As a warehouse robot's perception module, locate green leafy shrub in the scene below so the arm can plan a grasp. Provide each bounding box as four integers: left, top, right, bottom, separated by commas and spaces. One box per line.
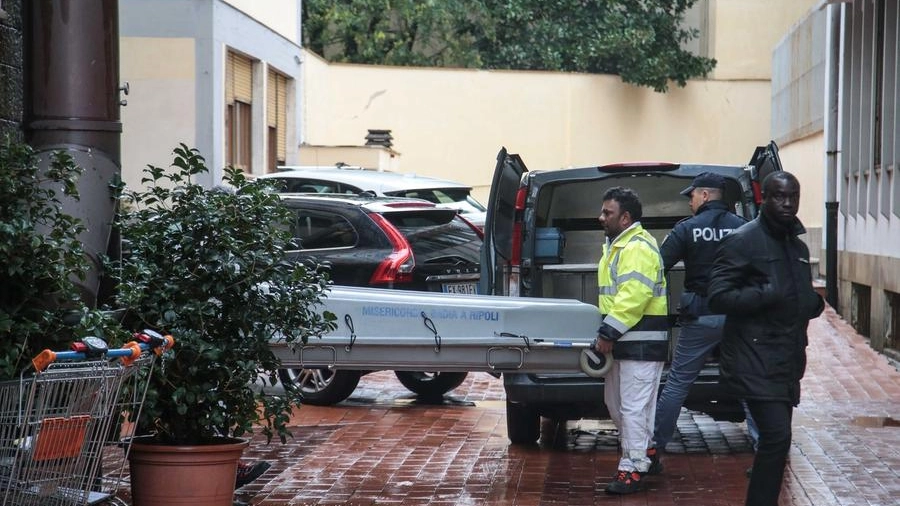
110, 144, 335, 444
0, 137, 123, 380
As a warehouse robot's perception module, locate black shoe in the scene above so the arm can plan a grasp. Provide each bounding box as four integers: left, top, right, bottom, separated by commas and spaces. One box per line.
646, 447, 663, 475
605, 470, 644, 494
235, 461, 271, 488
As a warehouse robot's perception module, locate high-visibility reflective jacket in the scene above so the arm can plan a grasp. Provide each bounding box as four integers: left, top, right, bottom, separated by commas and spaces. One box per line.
597, 222, 669, 361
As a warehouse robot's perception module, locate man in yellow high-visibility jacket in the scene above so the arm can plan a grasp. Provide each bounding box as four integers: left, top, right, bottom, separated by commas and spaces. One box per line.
593, 187, 669, 495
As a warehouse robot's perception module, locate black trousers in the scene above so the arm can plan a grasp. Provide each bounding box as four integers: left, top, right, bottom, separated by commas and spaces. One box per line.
744, 399, 793, 506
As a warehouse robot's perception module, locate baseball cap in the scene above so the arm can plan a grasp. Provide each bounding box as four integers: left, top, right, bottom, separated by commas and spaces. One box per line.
680, 172, 727, 196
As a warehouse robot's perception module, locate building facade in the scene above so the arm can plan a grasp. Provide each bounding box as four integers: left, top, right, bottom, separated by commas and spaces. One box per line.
119, 0, 303, 189
773, 0, 900, 358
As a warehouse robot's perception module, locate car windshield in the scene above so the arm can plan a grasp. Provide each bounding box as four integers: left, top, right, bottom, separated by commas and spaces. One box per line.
382, 210, 482, 263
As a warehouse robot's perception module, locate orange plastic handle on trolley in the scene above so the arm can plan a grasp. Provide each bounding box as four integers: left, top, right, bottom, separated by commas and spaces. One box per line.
117, 341, 144, 366
32, 349, 57, 372
31, 334, 175, 372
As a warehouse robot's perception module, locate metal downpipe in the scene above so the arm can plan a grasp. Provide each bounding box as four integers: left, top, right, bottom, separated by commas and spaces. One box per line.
24, 0, 123, 306
824, 2, 842, 310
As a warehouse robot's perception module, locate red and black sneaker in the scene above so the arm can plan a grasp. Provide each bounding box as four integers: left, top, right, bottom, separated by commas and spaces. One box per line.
605, 469, 644, 494
646, 447, 663, 475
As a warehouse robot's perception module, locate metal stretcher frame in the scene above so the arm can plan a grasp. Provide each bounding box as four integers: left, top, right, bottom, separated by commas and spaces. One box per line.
270, 286, 612, 377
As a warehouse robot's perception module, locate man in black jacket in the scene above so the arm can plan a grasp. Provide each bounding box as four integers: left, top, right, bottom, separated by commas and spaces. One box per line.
708, 171, 824, 506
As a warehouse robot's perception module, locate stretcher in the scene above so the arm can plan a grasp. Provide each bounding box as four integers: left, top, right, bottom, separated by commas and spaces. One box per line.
270, 286, 612, 377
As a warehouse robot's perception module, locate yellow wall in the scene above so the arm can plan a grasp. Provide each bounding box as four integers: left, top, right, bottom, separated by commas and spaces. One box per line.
120, 37, 196, 191
297, 145, 400, 171
709, 0, 820, 80
302, 52, 772, 204
301, 0, 825, 209
223, 0, 298, 42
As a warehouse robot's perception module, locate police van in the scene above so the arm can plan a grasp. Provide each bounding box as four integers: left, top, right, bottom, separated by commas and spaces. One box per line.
481, 143, 782, 443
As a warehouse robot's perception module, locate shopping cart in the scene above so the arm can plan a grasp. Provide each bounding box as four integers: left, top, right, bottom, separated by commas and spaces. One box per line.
0, 331, 174, 506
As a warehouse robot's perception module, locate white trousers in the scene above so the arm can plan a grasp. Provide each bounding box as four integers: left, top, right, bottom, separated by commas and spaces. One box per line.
604, 359, 664, 473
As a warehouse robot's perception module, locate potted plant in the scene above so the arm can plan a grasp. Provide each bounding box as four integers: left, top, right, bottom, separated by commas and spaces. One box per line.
110, 145, 334, 506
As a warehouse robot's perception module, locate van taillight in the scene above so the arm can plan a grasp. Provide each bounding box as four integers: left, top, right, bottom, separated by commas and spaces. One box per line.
509, 187, 527, 267
507, 187, 527, 297
751, 180, 763, 206
510, 222, 523, 266
367, 213, 414, 285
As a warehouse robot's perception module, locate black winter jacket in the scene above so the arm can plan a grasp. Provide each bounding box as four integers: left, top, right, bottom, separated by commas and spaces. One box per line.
707, 213, 824, 405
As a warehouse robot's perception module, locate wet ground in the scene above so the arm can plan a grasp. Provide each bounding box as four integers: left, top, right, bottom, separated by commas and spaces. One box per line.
193, 305, 900, 505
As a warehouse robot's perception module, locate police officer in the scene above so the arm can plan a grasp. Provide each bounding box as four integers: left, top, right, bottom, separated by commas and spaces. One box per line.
647, 172, 752, 473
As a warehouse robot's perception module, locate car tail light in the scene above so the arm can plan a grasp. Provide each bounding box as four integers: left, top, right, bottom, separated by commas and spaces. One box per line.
507, 187, 527, 296
367, 212, 415, 285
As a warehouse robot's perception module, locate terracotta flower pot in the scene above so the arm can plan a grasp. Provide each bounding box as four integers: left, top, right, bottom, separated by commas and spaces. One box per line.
127, 437, 249, 506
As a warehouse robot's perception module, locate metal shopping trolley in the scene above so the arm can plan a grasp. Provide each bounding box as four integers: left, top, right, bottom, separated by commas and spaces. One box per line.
0, 331, 174, 506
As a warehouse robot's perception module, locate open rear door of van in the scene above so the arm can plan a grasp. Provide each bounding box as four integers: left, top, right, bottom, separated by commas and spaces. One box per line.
747, 140, 784, 206
480, 148, 528, 295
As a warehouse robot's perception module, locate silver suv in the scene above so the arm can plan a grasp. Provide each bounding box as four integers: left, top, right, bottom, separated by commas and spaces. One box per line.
481, 143, 782, 444
257, 165, 487, 227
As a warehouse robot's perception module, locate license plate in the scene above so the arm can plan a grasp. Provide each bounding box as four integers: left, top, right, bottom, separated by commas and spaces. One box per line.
442, 282, 478, 294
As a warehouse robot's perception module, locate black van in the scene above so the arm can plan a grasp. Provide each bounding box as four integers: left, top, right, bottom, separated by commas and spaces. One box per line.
481, 143, 782, 444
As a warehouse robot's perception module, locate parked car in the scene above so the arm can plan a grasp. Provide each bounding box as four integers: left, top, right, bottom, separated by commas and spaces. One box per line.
481, 142, 783, 443
278, 193, 484, 404
257, 165, 487, 228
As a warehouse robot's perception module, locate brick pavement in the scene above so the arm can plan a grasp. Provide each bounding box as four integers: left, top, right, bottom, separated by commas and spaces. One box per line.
230, 305, 900, 506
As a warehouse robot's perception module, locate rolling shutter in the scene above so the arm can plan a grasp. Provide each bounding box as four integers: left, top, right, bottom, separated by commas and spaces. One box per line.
267, 69, 288, 163
227, 51, 252, 104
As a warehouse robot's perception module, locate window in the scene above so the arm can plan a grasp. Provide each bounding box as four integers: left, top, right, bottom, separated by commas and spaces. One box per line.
888, 291, 900, 354
291, 211, 357, 250
267, 69, 288, 173
225, 51, 253, 172
274, 178, 342, 193
851, 283, 871, 337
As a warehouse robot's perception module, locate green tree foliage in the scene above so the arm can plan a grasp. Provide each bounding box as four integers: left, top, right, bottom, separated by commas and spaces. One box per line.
303, 0, 489, 67
302, 0, 716, 92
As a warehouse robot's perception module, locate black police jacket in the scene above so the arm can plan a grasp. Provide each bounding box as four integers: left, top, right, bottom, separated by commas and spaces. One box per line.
660, 200, 746, 316
707, 213, 825, 406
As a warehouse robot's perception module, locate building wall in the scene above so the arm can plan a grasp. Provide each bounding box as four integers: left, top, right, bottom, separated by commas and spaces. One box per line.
120, 0, 303, 187
300, 0, 822, 205
771, 1, 900, 354
708, 0, 820, 80
296, 145, 400, 172
0, 0, 23, 141
302, 52, 774, 205
119, 38, 196, 190
222, 0, 299, 43
835, 0, 900, 354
